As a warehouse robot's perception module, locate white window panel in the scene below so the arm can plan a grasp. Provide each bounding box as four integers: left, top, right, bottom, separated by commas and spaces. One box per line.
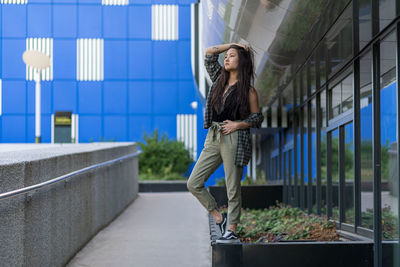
177, 114, 197, 160
1, 0, 27, 4
26, 38, 53, 81
152, 5, 179, 41
77, 38, 104, 81
102, 0, 128, 5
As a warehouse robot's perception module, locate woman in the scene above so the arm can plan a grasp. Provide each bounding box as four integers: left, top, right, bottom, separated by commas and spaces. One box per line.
187, 43, 264, 243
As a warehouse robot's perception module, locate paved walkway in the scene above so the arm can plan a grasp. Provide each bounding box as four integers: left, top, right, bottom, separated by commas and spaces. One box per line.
67, 192, 211, 267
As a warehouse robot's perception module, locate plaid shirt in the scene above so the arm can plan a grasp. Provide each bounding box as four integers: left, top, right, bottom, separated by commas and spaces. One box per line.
204, 54, 264, 167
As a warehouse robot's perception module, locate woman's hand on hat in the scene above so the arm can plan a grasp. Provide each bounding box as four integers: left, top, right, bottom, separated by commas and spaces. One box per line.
221, 120, 238, 135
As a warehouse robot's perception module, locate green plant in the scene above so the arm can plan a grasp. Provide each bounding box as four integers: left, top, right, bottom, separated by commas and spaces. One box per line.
241, 170, 269, 185
223, 202, 339, 243
215, 170, 268, 186
138, 129, 193, 180
215, 177, 226, 186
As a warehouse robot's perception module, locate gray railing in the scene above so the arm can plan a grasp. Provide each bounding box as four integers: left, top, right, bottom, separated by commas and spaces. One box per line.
0, 151, 141, 201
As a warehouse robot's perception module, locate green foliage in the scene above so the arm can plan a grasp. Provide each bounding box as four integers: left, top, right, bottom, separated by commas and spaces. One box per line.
331, 205, 399, 240
223, 202, 338, 243
241, 170, 269, 185
138, 129, 193, 180
321, 135, 391, 182
214, 170, 269, 186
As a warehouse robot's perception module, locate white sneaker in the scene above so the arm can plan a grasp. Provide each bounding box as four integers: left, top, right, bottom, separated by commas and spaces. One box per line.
216, 230, 240, 244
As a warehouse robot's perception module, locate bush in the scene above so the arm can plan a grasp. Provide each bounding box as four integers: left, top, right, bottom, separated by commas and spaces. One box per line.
138, 129, 193, 180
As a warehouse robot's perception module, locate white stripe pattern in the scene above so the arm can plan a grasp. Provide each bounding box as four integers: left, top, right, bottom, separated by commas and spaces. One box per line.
102, 0, 128, 5
152, 5, 179, 41
177, 114, 197, 160
1, 0, 27, 4
77, 38, 104, 81
26, 38, 53, 81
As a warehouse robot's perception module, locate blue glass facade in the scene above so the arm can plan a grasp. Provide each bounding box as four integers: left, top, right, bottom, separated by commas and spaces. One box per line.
0, 0, 198, 147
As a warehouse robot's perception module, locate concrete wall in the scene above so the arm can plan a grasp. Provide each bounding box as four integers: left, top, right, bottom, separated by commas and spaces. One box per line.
0, 143, 139, 267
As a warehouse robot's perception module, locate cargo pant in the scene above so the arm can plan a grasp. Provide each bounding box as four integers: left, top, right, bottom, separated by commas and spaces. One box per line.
187, 121, 243, 225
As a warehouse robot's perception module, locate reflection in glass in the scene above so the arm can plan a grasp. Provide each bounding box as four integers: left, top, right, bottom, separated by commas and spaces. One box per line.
302, 67, 308, 102
320, 90, 327, 215
380, 31, 398, 241
331, 129, 339, 221
296, 115, 301, 207
303, 107, 308, 210
319, 42, 327, 86
379, 0, 396, 31
310, 54, 317, 94
344, 123, 354, 225
330, 83, 341, 119
359, 0, 372, 49
329, 73, 354, 119
311, 98, 317, 214
341, 74, 353, 113
360, 50, 373, 230
326, 5, 352, 76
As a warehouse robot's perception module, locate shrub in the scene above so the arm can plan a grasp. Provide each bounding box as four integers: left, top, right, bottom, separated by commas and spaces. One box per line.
138, 129, 193, 180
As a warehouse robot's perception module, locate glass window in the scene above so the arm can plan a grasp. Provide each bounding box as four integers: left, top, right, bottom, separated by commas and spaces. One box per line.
344, 122, 354, 225
359, 0, 372, 49
311, 98, 317, 213
379, 0, 396, 31
302, 107, 308, 210
380, 31, 398, 241
329, 73, 354, 120
330, 82, 342, 119
310, 54, 317, 94
320, 90, 327, 215
319, 42, 327, 86
302, 67, 308, 102
326, 5, 353, 76
360, 50, 373, 230
295, 75, 301, 107
331, 129, 340, 221
342, 74, 353, 113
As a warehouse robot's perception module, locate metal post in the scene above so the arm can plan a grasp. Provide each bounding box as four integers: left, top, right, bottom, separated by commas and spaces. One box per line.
300, 107, 305, 210
372, 40, 382, 267
353, 0, 362, 229
339, 126, 345, 223
34, 69, 41, 143
316, 93, 322, 215
308, 101, 313, 214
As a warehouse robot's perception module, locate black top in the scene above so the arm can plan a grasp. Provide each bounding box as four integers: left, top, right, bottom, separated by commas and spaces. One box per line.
212, 85, 242, 122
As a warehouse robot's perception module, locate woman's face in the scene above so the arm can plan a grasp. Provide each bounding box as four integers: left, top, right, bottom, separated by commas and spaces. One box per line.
224, 48, 239, 71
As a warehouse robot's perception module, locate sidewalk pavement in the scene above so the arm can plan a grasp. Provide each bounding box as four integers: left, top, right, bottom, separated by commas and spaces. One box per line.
66, 192, 211, 267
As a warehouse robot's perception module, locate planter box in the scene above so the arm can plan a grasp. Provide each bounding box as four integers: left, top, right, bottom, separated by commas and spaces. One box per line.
208, 185, 283, 209
139, 180, 188, 192
209, 214, 395, 267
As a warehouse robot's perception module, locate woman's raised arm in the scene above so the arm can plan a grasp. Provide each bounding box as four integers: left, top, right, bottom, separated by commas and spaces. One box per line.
205, 43, 248, 55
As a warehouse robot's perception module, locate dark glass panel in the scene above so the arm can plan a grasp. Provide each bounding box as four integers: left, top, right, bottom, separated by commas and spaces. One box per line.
359, 0, 372, 49
344, 122, 354, 225
380, 31, 398, 241
359, 50, 373, 230
326, 5, 353, 76
379, 0, 396, 31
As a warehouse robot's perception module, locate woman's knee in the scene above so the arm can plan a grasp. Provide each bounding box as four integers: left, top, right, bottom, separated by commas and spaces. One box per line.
186, 177, 196, 192
187, 176, 203, 192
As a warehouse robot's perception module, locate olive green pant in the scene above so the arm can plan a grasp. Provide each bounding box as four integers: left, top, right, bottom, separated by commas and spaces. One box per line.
187, 121, 243, 225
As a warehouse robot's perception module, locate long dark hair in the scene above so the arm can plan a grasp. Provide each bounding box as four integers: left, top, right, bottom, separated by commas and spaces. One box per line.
210, 44, 255, 119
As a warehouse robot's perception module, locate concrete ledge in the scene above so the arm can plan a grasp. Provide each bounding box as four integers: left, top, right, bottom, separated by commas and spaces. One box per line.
0, 143, 139, 267
139, 180, 188, 192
